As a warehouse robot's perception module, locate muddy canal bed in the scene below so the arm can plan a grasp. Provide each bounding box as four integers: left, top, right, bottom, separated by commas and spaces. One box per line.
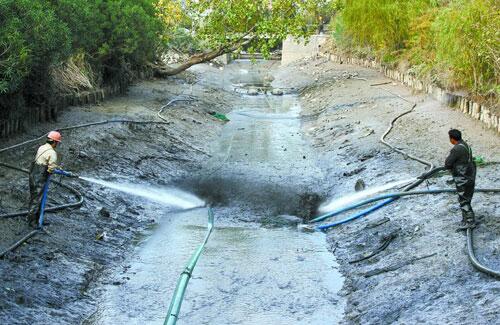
282, 57, 500, 324
89, 66, 345, 324
89, 208, 343, 324
1, 60, 346, 324
2, 56, 498, 325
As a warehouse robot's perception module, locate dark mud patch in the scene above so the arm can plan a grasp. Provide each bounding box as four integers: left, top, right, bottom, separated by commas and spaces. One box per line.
0, 68, 229, 324
173, 175, 324, 220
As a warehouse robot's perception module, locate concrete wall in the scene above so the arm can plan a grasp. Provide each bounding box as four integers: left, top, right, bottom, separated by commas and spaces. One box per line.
281, 35, 329, 65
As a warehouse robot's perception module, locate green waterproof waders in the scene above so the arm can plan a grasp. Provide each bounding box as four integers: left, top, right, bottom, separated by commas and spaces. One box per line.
27, 163, 49, 227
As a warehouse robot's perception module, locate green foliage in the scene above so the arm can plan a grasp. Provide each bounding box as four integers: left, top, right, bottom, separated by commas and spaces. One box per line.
1, 0, 164, 109
433, 0, 499, 94
340, 0, 433, 60
46, 0, 103, 54
159, 0, 332, 58
332, 0, 499, 97
166, 28, 202, 54
0, 0, 71, 95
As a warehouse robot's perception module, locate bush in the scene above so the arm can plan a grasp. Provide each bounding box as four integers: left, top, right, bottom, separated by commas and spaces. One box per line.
0, 0, 165, 111
340, 0, 432, 60
0, 0, 71, 96
96, 0, 162, 71
433, 0, 499, 94
47, 0, 103, 55
331, 0, 499, 97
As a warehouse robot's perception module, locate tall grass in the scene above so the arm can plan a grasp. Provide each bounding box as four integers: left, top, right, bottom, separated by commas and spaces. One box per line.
433, 0, 499, 95
332, 0, 499, 99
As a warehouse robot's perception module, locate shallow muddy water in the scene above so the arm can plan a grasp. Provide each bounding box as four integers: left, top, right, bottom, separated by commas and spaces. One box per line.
91, 208, 343, 324
89, 61, 344, 324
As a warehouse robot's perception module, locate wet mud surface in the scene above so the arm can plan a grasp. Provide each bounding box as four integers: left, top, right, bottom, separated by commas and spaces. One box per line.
89, 63, 345, 324
279, 57, 500, 324
1, 60, 345, 324
0, 67, 235, 323
1, 56, 498, 325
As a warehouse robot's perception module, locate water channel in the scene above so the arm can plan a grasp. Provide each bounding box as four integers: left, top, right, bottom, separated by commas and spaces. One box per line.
90, 61, 345, 324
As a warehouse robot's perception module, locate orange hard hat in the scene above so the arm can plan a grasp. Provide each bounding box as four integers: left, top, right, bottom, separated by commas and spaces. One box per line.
47, 131, 62, 142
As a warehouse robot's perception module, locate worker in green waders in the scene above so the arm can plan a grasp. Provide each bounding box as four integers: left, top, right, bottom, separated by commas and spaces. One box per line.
445, 129, 477, 230
27, 131, 63, 228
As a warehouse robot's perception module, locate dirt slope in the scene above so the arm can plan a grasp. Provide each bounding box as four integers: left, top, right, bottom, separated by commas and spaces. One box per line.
0, 66, 238, 324
276, 57, 499, 324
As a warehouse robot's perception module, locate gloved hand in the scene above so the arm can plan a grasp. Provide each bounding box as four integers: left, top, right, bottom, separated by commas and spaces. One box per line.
417, 166, 447, 180
52, 169, 78, 178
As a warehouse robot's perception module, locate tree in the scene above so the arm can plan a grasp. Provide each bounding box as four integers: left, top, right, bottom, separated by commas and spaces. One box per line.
155, 0, 332, 75
0, 0, 70, 96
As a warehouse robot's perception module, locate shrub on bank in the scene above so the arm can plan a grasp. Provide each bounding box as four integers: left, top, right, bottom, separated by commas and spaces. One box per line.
433, 0, 499, 95
0, 0, 70, 97
330, 0, 499, 100
0, 0, 164, 112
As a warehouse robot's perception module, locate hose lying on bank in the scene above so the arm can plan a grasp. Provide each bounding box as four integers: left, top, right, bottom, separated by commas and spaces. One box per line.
0, 120, 167, 154
467, 228, 500, 278
157, 96, 196, 122
312, 86, 434, 229
0, 162, 83, 219
0, 230, 39, 259
164, 207, 215, 325
0, 94, 201, 257
314, 188, 499, 231
311, 83, 500, 278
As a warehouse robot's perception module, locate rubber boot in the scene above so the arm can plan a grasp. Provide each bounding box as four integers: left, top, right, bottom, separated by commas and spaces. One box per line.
465, 211, 477, 229
28, 219, 39, 229
26, 214, 35, 229
457, 212, 476, 231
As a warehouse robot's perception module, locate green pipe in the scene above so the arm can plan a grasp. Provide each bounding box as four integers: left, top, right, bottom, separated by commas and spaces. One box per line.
164, 207, 215, 325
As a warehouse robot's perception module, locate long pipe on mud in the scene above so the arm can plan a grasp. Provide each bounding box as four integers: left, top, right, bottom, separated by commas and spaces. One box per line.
0, 162, 83, 219
467, 228, 500, 278
374, 85, 500, 278
164, 207, 215, 325
311, 83, 500, 278
313, 188, 499, 230
0, 230, 39, 259
0, 94, 203, 257
312, 93, 434, 229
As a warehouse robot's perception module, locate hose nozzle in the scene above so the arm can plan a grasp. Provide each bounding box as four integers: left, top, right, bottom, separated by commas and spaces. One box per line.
52, 169, 79, 178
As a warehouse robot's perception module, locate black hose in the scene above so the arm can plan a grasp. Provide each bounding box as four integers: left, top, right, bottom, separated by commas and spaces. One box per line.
371, 84, 500, 278
0, 120, 172, 155
0, 121, 172, 255
0, 94, 197, 258
467, 228, 500, 278
0, 162, 83, 219
0, 230, 39, 259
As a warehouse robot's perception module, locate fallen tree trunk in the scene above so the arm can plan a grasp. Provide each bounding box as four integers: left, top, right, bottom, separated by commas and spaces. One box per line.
155, 33, 256, 77
154, 48, 226, 77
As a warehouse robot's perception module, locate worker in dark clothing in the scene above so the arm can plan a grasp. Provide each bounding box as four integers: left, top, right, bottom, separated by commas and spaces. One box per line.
445, 129, 476, 230
27, 131, 63, 228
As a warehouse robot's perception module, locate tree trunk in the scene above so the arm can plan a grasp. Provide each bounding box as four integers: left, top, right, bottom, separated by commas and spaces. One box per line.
155, 33, 256, 77
155, 48, 226, 77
